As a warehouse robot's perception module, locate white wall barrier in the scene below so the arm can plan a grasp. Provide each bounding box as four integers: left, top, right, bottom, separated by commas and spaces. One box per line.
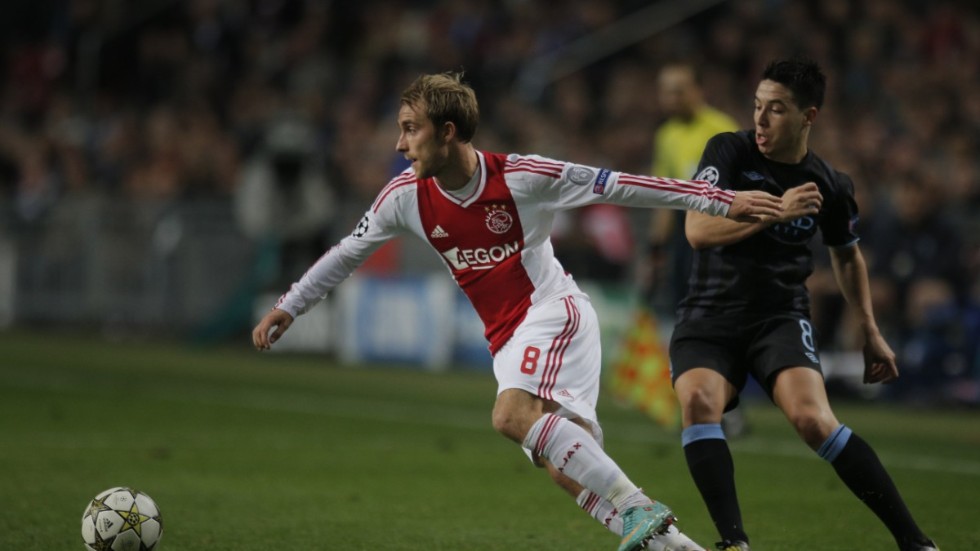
252, 275, 637, 373
449, 288, 494, 370
253, 292, 334, 354
254, 275, 485, 370
335, 274, 456, 370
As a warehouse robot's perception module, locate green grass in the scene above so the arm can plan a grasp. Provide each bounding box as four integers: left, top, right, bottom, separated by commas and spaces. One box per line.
0, 330, 976, 550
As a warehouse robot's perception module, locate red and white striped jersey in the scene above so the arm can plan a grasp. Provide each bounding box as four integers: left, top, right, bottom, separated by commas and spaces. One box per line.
275, 151, 734, 354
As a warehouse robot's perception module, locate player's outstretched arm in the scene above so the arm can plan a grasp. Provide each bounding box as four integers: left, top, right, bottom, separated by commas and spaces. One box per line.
252, 308, 294, 350
687, 183, 820, 248
726, 189, 783, 223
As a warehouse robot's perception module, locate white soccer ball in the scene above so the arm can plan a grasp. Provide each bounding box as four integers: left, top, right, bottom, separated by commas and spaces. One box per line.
81, 487, 163, 551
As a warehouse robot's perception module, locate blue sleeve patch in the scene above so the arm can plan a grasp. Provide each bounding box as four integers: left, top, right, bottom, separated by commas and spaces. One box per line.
592, 168, 611, 195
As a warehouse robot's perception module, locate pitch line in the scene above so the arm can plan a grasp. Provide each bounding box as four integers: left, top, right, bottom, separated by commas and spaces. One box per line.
8, 374, 980, 477
165, 385, 980, 478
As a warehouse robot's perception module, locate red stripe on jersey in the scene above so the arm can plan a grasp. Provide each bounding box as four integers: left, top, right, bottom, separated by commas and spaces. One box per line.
503, 167, 562, 178
504, 157, 564, 179
534, 413, 562, 456
372, 174, 417, 212
619, 174, 719, 194
539, 296, 580, 400
618, 175, 735, 204
506, 156, 565, 172
377, 171, 415, 195
621, 176, 735, 204
539, 299, 575, 399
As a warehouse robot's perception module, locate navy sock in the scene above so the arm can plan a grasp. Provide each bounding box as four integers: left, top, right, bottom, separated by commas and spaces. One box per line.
682, 424, 748, 544
820, 425, 930, 549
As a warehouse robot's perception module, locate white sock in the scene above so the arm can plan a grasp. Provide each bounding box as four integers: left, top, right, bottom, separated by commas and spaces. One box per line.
577, 490, 705, 551
577, 489, 623, 533
524, 413, 644, 510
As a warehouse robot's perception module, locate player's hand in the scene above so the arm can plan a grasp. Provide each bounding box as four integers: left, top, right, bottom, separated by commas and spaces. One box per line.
727, 190, 783, 223
779, 182, 823, 222
862, 331, 899, 384
252, 308, 294, 350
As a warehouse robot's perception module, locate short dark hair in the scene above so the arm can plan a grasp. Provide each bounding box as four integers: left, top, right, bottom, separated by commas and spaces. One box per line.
762, 56, 826, 110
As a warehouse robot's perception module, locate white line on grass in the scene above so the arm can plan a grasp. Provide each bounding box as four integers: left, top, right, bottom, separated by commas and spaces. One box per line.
7, 374, 980, 477
133, 384, 980, 478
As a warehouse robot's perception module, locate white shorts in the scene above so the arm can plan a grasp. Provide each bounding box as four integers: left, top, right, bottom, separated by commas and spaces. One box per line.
494, 292, 603, 441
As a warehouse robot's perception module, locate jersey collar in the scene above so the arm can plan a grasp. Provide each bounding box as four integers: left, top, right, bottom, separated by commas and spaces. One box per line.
435, 150, 487, 208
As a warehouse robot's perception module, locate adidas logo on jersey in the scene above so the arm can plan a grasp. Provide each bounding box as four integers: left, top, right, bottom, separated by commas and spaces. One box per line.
430, 225, 449, 238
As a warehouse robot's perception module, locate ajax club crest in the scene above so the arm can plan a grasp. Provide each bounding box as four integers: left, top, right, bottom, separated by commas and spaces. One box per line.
485, 204, 513, 234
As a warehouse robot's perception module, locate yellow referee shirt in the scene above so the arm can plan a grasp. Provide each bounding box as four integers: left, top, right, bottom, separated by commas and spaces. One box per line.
652, 106, 739, 179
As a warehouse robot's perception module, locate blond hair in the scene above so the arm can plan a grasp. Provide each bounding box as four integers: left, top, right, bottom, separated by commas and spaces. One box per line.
400, 72, 479, 142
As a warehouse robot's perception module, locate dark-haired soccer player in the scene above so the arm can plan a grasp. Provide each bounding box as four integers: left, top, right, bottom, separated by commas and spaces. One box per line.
254, 72, 783, 551
669, 57, 939, 551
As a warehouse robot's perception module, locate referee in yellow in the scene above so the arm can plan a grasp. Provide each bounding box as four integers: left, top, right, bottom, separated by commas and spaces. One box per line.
646, 62, 739, 315
642, 62, 748, 436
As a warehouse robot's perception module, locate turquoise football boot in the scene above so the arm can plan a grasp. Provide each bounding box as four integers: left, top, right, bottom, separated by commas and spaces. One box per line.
618, 501, 675, 551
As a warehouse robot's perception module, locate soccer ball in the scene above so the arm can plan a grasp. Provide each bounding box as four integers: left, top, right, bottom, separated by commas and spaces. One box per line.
81, 487, 163, 550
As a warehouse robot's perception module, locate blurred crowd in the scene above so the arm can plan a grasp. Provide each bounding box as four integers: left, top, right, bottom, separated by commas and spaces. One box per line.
1, 0, 978, 403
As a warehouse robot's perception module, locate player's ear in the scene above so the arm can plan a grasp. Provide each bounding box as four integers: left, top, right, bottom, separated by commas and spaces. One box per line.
802, 106, 818, 127
440, 121, 457, 143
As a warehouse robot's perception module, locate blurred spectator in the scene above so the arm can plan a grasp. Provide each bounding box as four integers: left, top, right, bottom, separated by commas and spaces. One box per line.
13, 140, 59, 225
870, 171, 968, 325
0, 0, 975, 404
234, 113, 335, 285
867, 172, 974, 402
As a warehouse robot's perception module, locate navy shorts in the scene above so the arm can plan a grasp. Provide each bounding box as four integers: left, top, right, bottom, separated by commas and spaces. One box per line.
669, 313, 823, 410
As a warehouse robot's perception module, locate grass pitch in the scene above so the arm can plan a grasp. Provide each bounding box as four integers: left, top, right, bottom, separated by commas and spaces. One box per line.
0, 330, 976, 550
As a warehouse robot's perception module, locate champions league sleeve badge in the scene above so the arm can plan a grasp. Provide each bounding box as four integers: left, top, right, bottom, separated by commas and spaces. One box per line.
695, 166, 720, 186
352, 215, 370, 237
568, 166, 596, 186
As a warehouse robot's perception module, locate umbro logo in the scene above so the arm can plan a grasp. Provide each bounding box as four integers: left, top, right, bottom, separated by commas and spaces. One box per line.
430, 225, 449, 238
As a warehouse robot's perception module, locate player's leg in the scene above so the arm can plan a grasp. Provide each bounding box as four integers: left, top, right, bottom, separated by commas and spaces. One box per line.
534, 449, 702, 550
670, 318, 749, 548
492, 388, 662, 516
769, 366, 839, 447
492, 294, 674, 550
771, 367, 937, 550
672, 368, 747, 547
540, 446, 704, 550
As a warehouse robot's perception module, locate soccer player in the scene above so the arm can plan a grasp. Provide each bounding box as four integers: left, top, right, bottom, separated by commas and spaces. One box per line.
252, 72, 783, 551
669, 57, 939, 551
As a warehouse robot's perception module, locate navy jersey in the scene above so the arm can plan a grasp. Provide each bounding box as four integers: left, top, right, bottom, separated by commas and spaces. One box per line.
677, 130, 860, 321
